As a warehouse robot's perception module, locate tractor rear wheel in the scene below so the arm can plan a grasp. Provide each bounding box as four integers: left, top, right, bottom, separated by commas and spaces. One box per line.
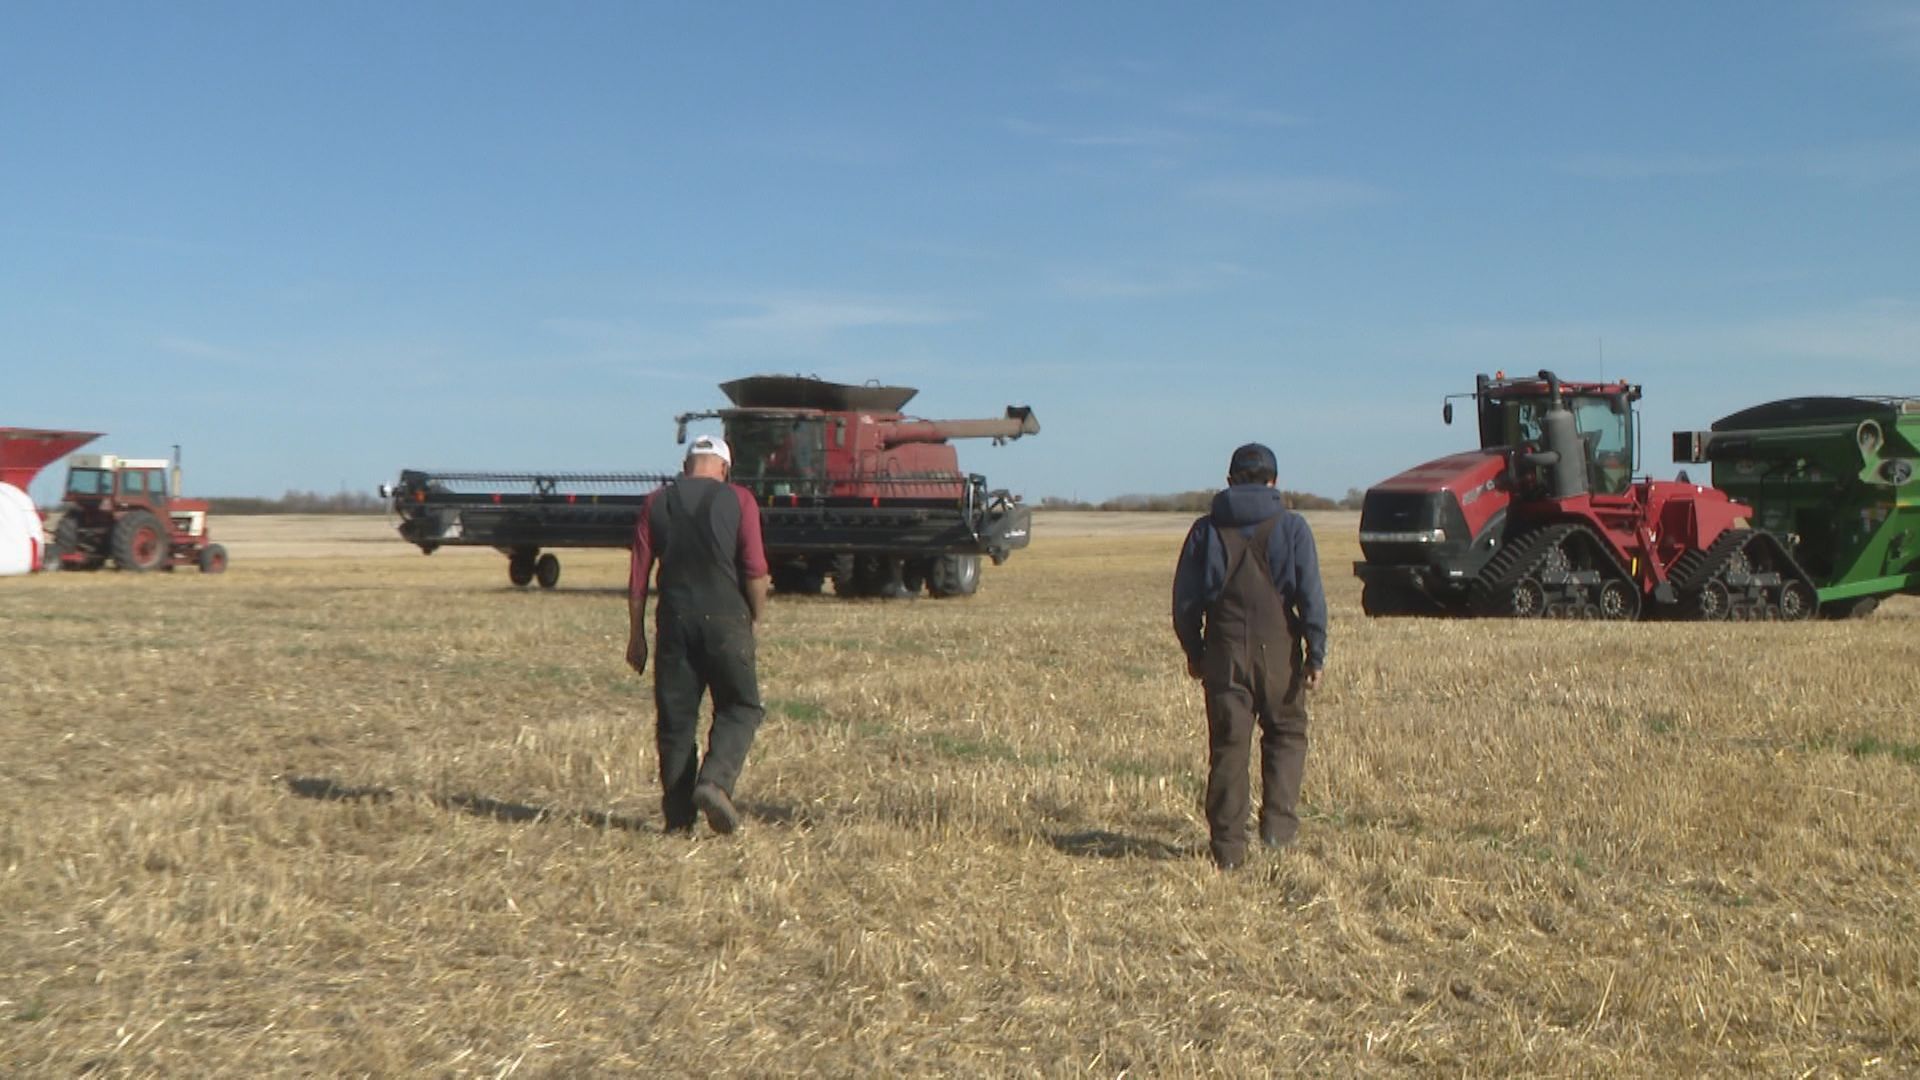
535, 553, 561, 590
110, 511, 171, 572
197, 543, 229, 574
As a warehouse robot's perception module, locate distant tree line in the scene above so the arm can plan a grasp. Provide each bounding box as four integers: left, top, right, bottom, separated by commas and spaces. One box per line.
205, 490, 386, 515
1040, 488, 1368, 512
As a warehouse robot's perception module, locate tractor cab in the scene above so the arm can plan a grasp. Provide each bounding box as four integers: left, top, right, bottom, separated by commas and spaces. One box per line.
65, 455, 173, 507
1452, 372, 1641, 497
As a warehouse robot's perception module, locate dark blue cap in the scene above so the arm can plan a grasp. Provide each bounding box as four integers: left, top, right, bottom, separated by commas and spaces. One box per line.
1229, 442, 1278, 478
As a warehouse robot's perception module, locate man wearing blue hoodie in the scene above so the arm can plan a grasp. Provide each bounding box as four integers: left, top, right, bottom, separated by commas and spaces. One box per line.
1172, 443, 1329, 870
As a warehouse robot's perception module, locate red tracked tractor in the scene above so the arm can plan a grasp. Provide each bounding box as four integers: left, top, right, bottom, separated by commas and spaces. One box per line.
1354, 370, 1817, 621
50, 447, 228, 573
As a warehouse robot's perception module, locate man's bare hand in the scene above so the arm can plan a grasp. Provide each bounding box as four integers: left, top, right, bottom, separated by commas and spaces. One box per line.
1187, 656, 1204, 681
626, 637, 648, 675
1303, 667, 1323, 691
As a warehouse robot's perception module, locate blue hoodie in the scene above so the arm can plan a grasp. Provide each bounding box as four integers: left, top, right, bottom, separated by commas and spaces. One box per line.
1172, 484, 1328, 670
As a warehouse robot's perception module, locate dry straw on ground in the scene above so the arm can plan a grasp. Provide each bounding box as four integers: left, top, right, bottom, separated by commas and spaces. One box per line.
3, 512, 1916, 1076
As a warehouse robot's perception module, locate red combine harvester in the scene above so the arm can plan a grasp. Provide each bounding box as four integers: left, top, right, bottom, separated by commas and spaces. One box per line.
385, 376, 1038, 597
1354, 370, 1817, 620
50, 447, 228, 573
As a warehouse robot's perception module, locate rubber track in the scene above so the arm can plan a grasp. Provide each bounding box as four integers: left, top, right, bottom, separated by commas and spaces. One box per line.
1468, 524, 1580, 615
1668, 528, 1752, 594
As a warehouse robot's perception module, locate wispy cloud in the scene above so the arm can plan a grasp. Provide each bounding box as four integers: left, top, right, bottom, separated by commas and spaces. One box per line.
1169, 93, 1308, 129
1793, 140, 1920, 185
1556, 152, 1742, 180
1189, 175, 1392, 216
709, 295, 966, 337
154, 336, 251, 364
1051, 261, 1249, 300
1003, 117, 1190, 150
1558, 140, 1920, 186
1729, 298, 1920, 367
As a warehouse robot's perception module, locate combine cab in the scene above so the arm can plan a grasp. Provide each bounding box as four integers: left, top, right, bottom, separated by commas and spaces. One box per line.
51, 449, 228, 573
1675, 396, 1920, 617
385, 376, 1039, 597
1355, 370, 1817, 621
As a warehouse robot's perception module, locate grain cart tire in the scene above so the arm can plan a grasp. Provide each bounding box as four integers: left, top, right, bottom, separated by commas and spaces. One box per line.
929, 554, 981, 598
198, 543, 229, 574
535, 553, 561, 589
508, 551, 536, 587
110, 510, 171, 572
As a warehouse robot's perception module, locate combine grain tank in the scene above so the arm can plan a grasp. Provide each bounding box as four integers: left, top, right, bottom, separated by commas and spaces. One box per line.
1674, 396, 1920, 617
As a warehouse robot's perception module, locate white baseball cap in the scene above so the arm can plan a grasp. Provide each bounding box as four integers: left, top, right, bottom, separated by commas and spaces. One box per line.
687, 434, 732, 466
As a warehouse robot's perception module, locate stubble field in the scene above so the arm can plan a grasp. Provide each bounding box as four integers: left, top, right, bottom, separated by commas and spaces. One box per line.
2, 511, 1916, 1076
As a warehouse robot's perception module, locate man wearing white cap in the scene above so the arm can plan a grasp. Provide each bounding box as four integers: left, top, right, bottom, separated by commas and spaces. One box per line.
628, 434, 771, 835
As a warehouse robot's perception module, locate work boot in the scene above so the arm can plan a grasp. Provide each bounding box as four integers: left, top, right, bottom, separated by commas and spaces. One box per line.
692, 781, 741, 835
1259, 822, 1297, 849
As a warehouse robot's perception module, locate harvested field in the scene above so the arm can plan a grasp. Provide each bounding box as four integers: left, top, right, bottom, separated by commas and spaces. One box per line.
3, 512, 1917, 1075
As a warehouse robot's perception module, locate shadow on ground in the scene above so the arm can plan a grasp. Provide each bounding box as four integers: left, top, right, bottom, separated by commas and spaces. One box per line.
283, 775, 655, 833
1047, 828, 1193, 861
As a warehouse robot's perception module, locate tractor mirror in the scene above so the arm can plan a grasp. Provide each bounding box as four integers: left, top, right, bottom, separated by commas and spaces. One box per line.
1442, 402, 1454, 425
675, 419, 688, 445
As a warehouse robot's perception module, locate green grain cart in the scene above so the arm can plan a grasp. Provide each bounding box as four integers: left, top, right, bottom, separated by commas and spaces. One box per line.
1675, 396, 1920, 617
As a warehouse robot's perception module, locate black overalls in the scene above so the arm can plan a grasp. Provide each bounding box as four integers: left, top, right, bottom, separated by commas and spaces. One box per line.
647, 477, 765, 830
1202, 515, 1311, 868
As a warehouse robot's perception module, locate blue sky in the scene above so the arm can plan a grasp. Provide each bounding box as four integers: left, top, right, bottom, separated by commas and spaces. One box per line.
4, 3, 1917, 504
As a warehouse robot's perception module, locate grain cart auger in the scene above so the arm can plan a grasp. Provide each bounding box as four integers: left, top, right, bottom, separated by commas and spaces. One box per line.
382, 375, 1040, 597
1675, 395, 1920, 618
1353, 370, 1819, 621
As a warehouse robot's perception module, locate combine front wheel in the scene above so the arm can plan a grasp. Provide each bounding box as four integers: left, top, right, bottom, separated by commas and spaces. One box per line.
929, 554, 981, 598
110, 511, 171, 572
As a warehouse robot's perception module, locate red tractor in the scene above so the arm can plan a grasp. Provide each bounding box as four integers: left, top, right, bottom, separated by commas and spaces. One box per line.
51, 449, 228, 573
1354, 370, 1817, 620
